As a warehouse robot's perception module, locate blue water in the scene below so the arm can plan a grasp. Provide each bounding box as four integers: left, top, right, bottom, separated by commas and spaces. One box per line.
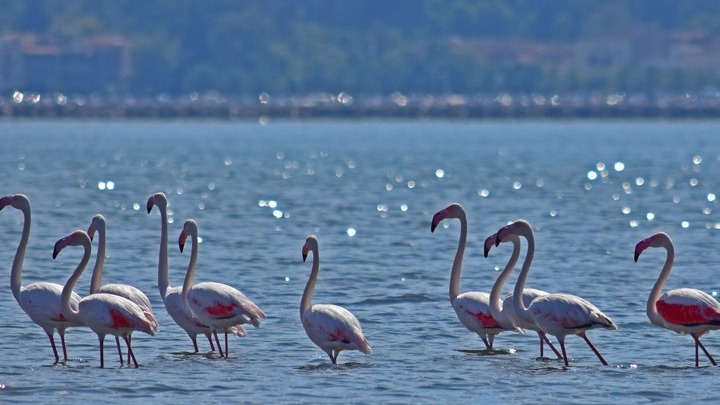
1, 119, 720, 403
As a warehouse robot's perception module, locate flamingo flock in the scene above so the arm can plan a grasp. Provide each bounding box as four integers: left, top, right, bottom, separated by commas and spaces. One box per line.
2, 193, 720, 368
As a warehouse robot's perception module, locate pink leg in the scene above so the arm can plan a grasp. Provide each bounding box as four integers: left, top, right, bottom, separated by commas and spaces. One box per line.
59, 329, 69, 362
480, 335, 492, 350
558, 337, 569, 366
126, 335, 133, 364
98, 335, 105, 368
539, 332, 562, 358
115, 336, 124, 365
205, 333, 215, 351
692, 335, 716, 366
214, 331, 224, 358
46, 331, 60, 364
581, 333, 608, 366
123, 335, 138, 368
224, 330, 229, 358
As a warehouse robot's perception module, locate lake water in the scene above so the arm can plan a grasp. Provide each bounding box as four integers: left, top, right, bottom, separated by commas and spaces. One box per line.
1, 119, 720, 403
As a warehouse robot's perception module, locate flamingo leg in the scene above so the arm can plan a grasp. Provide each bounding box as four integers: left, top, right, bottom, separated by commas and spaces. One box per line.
59, 331, 69, 362
205, 333, 215, 351
46, 331, 60, 364
487, 334, 495, 350
123, 335, 138, 368
692, 335, 716, 366
581, 333, 608, 366
115, 336, 124, 365
558, 337, 569, 366
539, 332, 562, 359
98, 335, 105, 368
213, 331, 224, 358
224, 330, 229, 358
480, 335, 492, 350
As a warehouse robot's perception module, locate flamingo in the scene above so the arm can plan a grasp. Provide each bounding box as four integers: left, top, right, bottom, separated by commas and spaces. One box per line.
300, 235, 372, 364
147, 192, 244, 353
495, 219, 616, 366
634, 232, 720, 367
54, 230, 158, 368
179, 219, 265, 358
483, 232, 562, 359
430, 203, 519, 350
87, 214, 158, 365
0, 193, 83, 364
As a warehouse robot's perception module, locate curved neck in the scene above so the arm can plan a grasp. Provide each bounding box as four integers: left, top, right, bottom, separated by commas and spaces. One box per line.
648, 241, 674, 326
10, 204, 30, 302
512, 228, 535, 324
181, 232, 198, 298
301, 247, 319, 317
157, 205, 170, 298
449, 213, 467, 301
489, 237, 521, 318
61, 239, 92, 319
89, 226, 106, 294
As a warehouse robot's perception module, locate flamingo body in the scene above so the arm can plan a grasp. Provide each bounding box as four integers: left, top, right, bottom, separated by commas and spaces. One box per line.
300, 235, 371, 364
635, 232, 720, 366
1, 193, 83, 363
179, 219, 265, 358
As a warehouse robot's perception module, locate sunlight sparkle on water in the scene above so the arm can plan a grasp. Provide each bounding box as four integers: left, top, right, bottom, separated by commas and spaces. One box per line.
693, 155, 702, 165
682, 221, 690, 228
97, 181, 115, 190
347, 228, 356, 237
513, 181, 522, 190
622, 207, 631, 214
435, 169, 445, 178
646, 212, 655, 221
478, 189, 489, 197
587, 171, 598, 180
400, 204, 408, 212
614, 162, 625, 171
629, 220, 639, 227
708, 193, 716, 202
133, 203, 140, 211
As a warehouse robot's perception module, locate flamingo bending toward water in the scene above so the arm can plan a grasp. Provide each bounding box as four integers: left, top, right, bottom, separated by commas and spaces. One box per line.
483, 232, 562, 359
148, 192, 244, 353
634, 232, 720, 367
495, 219, 616, 366
300, 235, 371, 364
55, 230, 158, 368
179, 219, 265, 358
430, 203, 519, 350
87, 214, 157, 365
0, 194, 82, 363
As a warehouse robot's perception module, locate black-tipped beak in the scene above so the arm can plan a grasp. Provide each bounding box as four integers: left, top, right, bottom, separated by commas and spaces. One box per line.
302, 252, 308, 262
430, 221, 438, 233
146, 197, 154, 214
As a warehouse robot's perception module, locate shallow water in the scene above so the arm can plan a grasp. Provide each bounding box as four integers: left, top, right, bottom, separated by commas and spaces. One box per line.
1, 119, 720, 403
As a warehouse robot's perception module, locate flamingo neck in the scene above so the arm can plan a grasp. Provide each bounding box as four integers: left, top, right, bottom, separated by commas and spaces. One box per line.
157, 206, 170, 298
89, 226, 106, 294
301, 247, 319, 317
648, 240, 674, 326
489, 237, 521, 320
10, 203, 30, 303
61, 238, 91, 320
449, 213, 467, 302
181, 232, 198, 299
512, 228, 535, 325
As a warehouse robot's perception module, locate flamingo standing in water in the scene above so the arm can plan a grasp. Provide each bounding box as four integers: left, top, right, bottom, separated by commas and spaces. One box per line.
148, 192, 244, 353
483, 232, 562, 359
495, 219, 616, 366
0, 194, 82, 363
430, 203, 519, 350
179, 219, 265, 358
55, 230, 158, 368
87, 214, 157, 365
300, 235, 371, 364
634, 232, 720, 367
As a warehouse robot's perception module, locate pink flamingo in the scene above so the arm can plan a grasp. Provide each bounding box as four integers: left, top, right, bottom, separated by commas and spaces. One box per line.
179, 219, 265, 358
495, 219, 616, 366
0, 194, 82, 363
483, 232, 562, 359
300, 235, 372, 364
635, 232, 720, 367
54, 230, 158, 368
431, 203, 519, 350
147, 192, 243, 353
87, 214, 157, 365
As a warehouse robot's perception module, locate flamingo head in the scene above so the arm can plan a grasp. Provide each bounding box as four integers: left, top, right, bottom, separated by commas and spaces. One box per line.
431, 203, 465, 232
634, 232, 671, 262
147, 192, 167, 214
495, 219, 531, 247
86, 214, 106, 241
483, 233, 498, 258
178, 219, 198, 253
0, 194, 29, 211
302, 235, 319, 262
53, 230, 90, 259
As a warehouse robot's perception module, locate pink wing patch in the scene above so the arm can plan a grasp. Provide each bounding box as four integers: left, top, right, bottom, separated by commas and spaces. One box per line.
205, 301, 238, 317
657, 300, 720, 326
110, 309, 132, 328
328, 329, 350, 343
469, 310, 500, 328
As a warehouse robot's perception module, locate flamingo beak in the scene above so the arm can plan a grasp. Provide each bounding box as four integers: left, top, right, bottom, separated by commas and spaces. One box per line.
0, 196, 11, 210
179, 232, 187, 253
87, 226, 96, 241
634, 239, 652, 262
484, 233, 497, 258
430, 210, 445, 233
146, 196, 155, 214
302, 247, 309, 262
52, 237, 68, 260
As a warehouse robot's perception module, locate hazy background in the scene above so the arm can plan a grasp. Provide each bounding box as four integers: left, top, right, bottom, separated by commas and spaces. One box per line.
3, 1, 720, 98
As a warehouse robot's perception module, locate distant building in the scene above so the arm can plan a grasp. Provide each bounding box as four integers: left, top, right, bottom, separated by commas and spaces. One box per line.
0, 33, 131, 93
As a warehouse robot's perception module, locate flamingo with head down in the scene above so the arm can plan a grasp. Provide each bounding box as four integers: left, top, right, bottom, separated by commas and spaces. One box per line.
430, 203, 520, 350
483, 232, 562, 359
300, 235, 371, 364
87, 214, 157, 365
179, 219, 265, 358
0, 194, 82, 364
635, 232, 720, 367
495, 219, 616, 366
55, 230, 158, 368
